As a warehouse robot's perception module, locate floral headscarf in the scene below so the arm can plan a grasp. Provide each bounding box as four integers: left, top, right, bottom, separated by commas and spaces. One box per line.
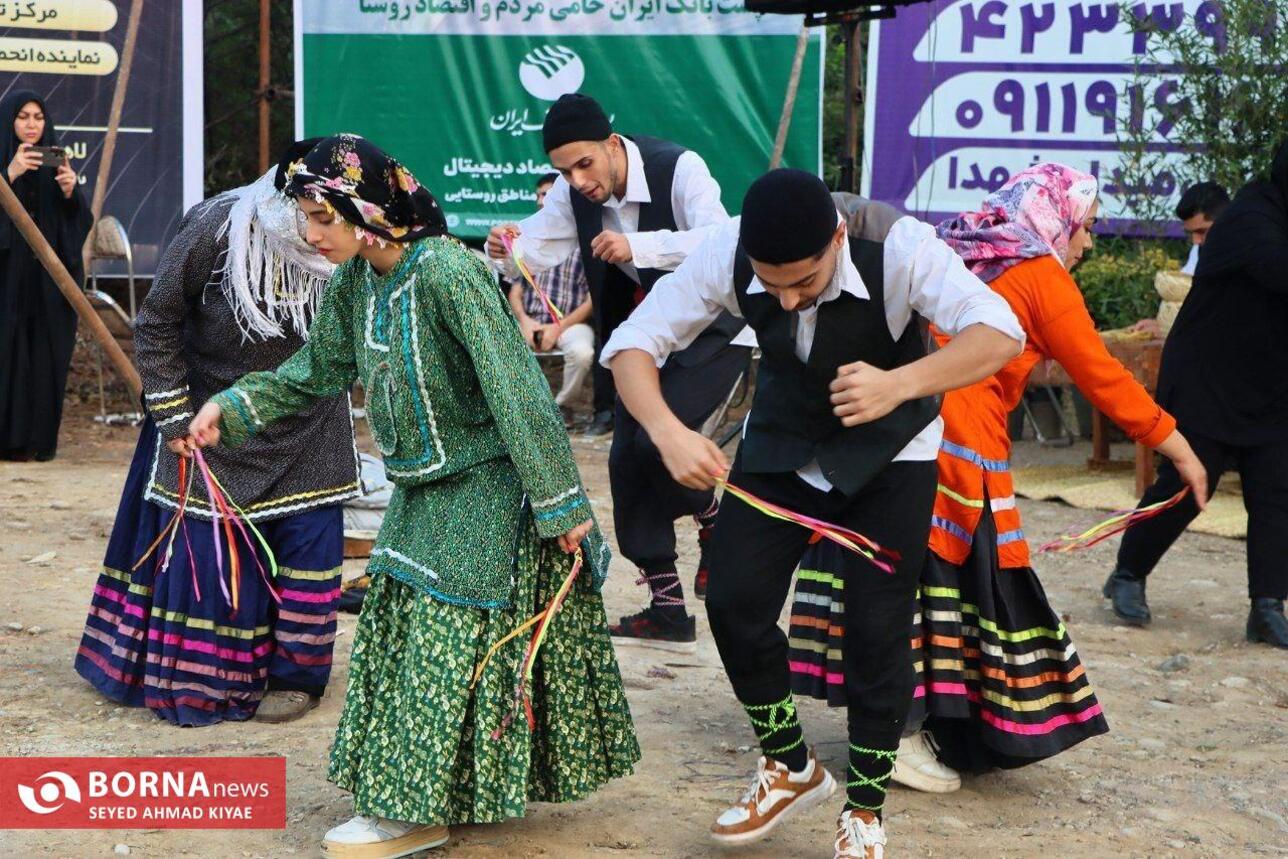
935, 163, 1099, 283
284, 133, 447, 245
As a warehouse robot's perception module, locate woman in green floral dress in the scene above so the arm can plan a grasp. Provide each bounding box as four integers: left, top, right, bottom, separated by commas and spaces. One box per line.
189, 134, 638, 858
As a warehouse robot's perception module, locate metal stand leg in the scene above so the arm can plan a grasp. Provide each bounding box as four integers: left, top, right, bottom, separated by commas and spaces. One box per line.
96, 342, 107, 421
1020, 385, 1075, 447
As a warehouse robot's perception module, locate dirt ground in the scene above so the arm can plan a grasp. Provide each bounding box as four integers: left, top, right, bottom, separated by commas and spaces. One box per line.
1, 399, 1285, 859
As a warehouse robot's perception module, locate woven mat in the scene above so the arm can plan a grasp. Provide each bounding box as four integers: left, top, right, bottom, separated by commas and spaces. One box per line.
1012, 465, 1247, 540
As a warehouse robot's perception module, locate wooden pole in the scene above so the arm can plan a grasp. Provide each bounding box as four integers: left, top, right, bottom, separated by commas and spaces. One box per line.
769, 27, 810, 170
88, 0, 144, 224
0, 175, 142, 398
851, 21, 867, 192
839, 18, 861, 193
258, 0, 271, 173
82, 0, 145, 277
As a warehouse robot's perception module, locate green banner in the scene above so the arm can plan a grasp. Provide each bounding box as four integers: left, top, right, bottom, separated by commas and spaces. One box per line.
296, 2, 822, 239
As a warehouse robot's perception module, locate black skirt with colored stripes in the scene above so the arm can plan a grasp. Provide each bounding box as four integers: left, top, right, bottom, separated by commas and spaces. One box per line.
74, 419, 346, 726
789, 505, 1108, 771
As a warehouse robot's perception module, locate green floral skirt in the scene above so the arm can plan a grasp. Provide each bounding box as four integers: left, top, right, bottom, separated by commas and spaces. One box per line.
327, 520, 639, 826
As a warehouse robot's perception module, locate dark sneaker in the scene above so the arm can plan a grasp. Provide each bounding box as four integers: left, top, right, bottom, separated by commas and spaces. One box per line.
338, 585, 367, 615
1103, 567, 1151, 627
609, 607, 697, 654
585, 410, 614, 437
1247, 598, 1288, 649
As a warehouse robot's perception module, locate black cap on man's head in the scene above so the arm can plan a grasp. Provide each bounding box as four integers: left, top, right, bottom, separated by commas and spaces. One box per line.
542, 93, 612, 153
740, 169, 838, 264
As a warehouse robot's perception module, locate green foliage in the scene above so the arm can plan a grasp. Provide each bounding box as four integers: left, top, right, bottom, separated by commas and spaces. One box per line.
203, 0, 297, 196
1117, 0, 1288, 225
821, 24, 848, 189
820, 23, 870, 191
1072, 237, 1184, 329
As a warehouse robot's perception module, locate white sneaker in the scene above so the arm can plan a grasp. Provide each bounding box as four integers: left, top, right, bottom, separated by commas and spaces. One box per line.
321, 815, 449, 858
834, 809, 887, 858
890, 730, 960, 793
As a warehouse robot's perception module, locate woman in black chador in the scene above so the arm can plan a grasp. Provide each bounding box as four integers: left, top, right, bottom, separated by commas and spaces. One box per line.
0, 90, 91, 461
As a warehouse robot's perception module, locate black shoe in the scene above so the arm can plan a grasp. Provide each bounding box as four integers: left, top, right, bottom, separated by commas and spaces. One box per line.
1103, 567, 1151, 626
1247, 598, 1288, 649
338, 586, 367, 615
584, 410, 614, 437
609, 607, 697, 654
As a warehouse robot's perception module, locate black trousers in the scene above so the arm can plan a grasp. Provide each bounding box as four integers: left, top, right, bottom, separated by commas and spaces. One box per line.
706, 452, 937, 749
591, 268, 639, 416
609, 344, 749, 569
1117, 430, 1288, 600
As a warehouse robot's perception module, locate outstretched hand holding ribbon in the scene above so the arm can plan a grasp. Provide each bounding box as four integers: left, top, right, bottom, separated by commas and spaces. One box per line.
133, 447, 281, 618
501, 232, 562, 324
1038, 488, 1190, 554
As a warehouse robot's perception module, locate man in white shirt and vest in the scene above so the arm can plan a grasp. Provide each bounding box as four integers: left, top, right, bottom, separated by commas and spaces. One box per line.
603, 170, 1025, 858
487, 93, 749, 652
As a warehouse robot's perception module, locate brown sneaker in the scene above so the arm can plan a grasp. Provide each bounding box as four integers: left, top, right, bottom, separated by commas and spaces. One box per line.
710, 747, 836, 845
834, 809, 887, 858
254, 690, 320, 723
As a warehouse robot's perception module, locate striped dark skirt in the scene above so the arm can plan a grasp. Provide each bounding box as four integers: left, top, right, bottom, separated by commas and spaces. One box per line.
789, 506, 1108, 770
74, 420, 344, 727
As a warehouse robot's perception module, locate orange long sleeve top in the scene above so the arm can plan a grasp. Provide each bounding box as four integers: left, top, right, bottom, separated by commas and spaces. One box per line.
929, 255, 1177, 569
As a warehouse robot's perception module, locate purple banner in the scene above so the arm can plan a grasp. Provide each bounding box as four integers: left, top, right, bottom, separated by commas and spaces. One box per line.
861, 0, 1215, 229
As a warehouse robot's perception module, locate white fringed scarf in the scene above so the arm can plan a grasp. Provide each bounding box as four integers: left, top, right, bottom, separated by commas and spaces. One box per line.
210, 169, 335, 342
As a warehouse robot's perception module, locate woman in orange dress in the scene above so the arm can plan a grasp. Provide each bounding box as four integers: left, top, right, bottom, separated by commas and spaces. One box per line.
788, 164, 1208, 787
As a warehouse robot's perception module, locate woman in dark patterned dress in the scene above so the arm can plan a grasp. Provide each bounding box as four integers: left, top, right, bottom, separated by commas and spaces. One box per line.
75, 140, 361, 727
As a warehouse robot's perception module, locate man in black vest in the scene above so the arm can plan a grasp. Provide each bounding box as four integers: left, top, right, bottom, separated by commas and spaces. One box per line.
604, 170, 1024, 856
487, 93, 747, 652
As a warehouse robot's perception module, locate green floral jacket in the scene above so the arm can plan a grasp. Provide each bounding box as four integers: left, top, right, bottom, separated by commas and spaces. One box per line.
213, 237, 609, 608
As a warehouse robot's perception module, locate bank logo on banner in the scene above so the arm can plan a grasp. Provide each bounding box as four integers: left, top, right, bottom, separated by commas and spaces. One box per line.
17, 771, 82, 815
0, 758, 286, 830
518, 45, 585, 102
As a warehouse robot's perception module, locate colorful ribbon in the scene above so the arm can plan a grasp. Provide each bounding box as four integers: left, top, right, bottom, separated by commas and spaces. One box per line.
472, 547, 584, 739
501, 233, 563, 324
470, 469, 899, 738
193, 448, 281, 615
132, 450, 281, 617
717, 478, 901, 575
1038, 488, 1190, 554
133, 454, 200, 601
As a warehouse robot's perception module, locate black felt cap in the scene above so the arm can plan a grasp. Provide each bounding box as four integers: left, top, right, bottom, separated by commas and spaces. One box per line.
542, 93, 612, 152
740, 169, 838, 264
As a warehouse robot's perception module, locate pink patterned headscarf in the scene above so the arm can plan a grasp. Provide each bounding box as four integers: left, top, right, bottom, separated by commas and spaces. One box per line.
935, 163, 1100, 283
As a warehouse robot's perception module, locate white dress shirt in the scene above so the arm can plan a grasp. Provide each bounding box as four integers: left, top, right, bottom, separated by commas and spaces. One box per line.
507, 136, 730, 282
601, 215, 1026, 491
1181, 242, 1200, 275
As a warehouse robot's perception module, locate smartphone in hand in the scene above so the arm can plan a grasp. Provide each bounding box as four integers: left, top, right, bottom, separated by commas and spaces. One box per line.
28, 145, 66, 168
